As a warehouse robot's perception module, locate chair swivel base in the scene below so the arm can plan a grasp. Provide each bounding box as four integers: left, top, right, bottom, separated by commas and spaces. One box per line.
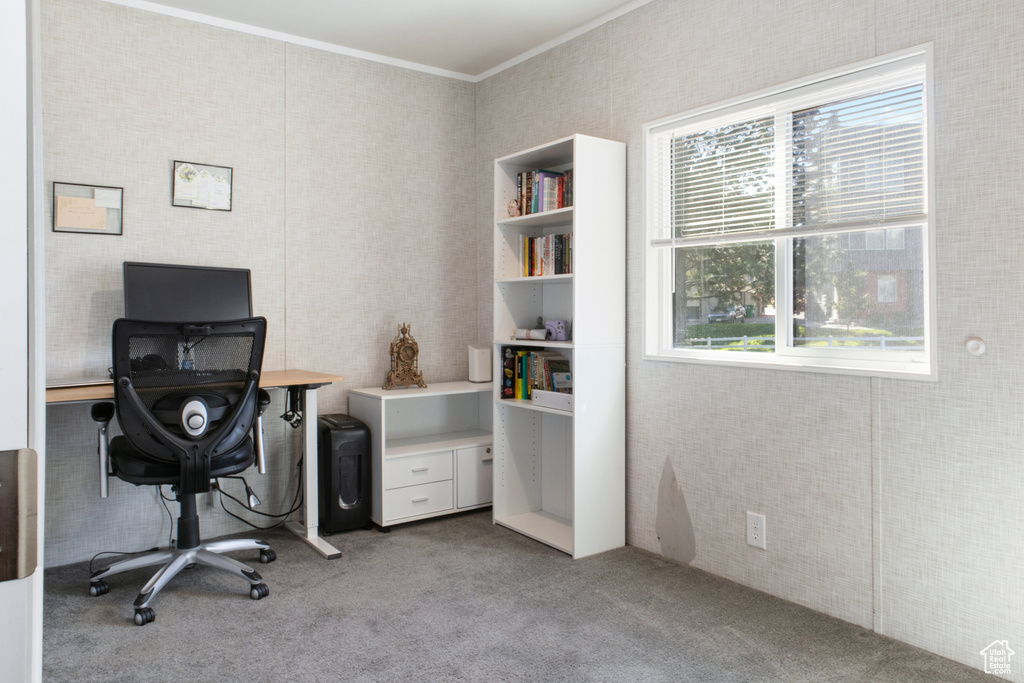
89, 538, 276, 625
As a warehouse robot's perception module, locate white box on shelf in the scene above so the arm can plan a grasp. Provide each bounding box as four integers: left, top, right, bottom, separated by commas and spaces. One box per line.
468, 344, 492, 383
531, 389, 573, 412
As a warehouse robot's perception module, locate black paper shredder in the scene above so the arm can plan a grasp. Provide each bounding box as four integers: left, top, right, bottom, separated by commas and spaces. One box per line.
318, 414, 371, 533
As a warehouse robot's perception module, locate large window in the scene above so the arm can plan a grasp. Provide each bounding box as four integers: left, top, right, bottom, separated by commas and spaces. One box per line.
644, 49, 933, 377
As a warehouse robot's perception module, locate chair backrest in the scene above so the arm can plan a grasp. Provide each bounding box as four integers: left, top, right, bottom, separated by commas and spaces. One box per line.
111, 317, 267, 494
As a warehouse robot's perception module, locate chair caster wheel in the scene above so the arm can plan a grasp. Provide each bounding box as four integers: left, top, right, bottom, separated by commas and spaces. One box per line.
250, 583, 269, 600
89, 581, 109, 597
134, 607, 155, 626
259, 549, 276, 563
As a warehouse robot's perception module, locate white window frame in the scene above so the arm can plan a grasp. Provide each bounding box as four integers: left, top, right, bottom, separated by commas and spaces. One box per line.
643, 46, 936, 379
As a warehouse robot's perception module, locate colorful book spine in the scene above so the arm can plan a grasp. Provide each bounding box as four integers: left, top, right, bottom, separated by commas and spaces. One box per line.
520, 233, 573, 277
501, 346, 529, 399
516, 173, 524, 216
533, 171, 563, 212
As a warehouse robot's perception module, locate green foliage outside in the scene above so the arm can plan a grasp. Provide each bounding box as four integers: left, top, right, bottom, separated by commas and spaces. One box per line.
682, 322, 921, 351
683, 322, 774, 352
687, 322, 774, 338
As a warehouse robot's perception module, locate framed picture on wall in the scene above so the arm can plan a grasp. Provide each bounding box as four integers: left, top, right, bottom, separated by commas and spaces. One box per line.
172, 160, 232, 211
52, 182, 123, 235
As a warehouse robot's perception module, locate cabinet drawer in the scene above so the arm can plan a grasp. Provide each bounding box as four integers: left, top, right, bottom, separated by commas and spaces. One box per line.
383, 480, 453, 522
383, 450, 453, 489
457, 445, 493, 509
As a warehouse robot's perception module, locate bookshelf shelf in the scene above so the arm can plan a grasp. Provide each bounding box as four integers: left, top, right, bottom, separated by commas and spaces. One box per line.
496, 397, 573, 416
491, 134, 625, 559
496, 274, 573, 285
493, 339, 572, 350
494, 511, 573, 554
497, 206, 573, 229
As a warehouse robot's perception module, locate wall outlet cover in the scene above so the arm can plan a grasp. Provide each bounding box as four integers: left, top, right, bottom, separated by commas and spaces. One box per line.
746, 511, 766, 550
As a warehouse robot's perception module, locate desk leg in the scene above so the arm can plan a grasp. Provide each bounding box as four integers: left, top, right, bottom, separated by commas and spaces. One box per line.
284, 386, 342, 559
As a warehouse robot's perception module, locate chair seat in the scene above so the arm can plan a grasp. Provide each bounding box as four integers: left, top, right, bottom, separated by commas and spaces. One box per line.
110, 434, 255, 486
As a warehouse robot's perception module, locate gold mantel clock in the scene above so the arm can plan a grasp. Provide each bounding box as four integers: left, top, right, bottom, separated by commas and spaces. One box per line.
384, 323, 427, 390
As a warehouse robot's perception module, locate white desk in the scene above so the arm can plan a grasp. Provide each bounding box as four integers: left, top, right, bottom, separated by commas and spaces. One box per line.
46, 369, 345, 560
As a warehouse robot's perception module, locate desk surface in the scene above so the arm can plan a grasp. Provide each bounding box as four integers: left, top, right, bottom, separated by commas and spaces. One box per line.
46, 369, 345, 404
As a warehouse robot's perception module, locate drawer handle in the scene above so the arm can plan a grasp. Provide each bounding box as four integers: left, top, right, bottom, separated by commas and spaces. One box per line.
481, 458, 493, 464
411, 497, 429, 503
411, 467, 429, 473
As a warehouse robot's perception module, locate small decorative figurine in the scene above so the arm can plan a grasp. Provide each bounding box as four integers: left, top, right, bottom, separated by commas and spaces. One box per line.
506, 199, 519, 218
384, 322, 427, 390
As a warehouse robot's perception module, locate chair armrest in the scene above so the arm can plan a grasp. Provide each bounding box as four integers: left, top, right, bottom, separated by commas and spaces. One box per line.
90, 402, 115, 498
254, 389, 271, 475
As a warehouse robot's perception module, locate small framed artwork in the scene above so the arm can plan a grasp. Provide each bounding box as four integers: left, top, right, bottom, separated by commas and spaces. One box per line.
172, 160, 232, 211
53, 182, 123, 235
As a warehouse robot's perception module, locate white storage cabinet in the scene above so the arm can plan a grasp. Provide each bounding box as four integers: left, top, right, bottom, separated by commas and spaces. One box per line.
349, 381, 493, 527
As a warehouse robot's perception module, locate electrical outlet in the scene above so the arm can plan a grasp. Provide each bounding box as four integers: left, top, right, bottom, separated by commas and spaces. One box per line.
746, 511, 766, 550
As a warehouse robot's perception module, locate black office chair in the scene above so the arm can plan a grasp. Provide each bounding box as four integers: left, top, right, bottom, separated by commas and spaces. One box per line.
89, 317, 276, 625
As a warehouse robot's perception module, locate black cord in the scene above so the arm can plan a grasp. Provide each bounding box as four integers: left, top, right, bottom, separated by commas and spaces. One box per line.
217, 479, 302, 518
181, 335, 210, 355
279, 388, 303, 429
216, 489, 302, 530
213, 457, 304, 531
158, 484, 175, 548
88, 485, 177, 575
89, 450, 302, 571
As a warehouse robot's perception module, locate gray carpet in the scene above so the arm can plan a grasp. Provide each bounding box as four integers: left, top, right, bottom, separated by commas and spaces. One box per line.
43, 509, 986, 682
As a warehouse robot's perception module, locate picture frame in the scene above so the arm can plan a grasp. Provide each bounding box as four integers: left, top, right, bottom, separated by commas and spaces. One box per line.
52, 182, 123, 235
172, 160, 232, 211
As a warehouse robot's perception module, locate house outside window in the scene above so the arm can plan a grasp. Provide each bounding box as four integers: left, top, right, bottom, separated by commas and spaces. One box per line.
644, 48, 934, 377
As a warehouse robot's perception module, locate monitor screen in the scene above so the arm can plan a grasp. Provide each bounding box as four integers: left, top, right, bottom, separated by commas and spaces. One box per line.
123, 261, 253, 322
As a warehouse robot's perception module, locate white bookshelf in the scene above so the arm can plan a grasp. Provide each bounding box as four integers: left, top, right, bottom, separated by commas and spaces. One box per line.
491, 134, 625, 559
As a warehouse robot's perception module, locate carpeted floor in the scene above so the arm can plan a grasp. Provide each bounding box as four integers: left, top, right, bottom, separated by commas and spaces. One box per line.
43, 509, 987, 682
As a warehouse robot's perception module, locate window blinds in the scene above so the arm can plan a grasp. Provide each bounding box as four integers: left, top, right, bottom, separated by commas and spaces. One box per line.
791, 84, 925, 229
671, 117, 775, 239
648, 75, 925, 247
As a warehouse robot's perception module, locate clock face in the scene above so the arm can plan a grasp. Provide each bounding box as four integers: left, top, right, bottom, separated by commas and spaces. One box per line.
399, 344, 415, 362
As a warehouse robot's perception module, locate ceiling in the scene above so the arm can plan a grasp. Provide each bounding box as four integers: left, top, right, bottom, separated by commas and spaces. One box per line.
107, 0, 653, 81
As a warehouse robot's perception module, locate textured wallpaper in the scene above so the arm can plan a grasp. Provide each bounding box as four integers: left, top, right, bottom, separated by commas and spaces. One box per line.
475, 0, 1023, 678
41, 0, 476, 566
43, 0, 288, 380
282, 45, 477, 412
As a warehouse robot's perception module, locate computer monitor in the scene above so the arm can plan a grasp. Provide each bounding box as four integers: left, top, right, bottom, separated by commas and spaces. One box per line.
123, 261, 253, 322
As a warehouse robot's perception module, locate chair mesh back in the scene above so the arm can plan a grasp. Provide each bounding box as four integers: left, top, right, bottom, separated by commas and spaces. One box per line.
111, 318, 267, 486
126, 332, 256, 412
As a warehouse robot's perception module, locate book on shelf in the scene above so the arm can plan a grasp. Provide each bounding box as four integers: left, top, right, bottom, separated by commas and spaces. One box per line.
512, 168, 573, 216
551, 371, 572, 392
533, 171, 561, 213
499, 346, 572, 402
518, 233, 573, 277
500, 345, 529, 399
